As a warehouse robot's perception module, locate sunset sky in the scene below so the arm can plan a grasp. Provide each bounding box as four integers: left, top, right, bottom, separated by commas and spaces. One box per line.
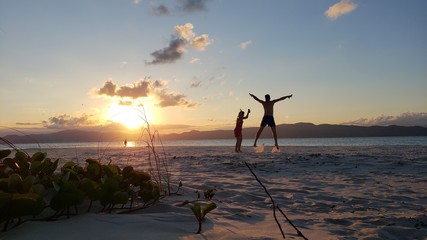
1, 0, 427, 136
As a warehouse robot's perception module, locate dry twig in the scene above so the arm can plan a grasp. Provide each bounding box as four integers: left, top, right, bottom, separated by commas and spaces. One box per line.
244, 161, 286, 239
244, 161, 309, 240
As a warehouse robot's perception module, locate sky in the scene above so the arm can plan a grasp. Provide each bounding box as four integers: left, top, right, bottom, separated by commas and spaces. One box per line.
1, 0, 427, 136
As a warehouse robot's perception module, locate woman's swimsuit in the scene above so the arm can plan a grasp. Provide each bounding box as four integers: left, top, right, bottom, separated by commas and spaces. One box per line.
234, 118, 243, 137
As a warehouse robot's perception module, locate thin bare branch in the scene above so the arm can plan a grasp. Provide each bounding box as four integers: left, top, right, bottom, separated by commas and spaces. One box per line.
244, 161, 286, 239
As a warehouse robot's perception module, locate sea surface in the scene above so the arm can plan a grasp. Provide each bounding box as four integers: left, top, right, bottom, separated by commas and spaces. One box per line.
1, 136, 426, 150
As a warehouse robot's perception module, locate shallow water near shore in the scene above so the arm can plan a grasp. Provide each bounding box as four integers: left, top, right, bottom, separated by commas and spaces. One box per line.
3, 136, 427, 151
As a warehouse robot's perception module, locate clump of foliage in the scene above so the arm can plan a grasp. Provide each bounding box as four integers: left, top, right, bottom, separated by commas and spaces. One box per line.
0, 147, 162, 231
0, 149, 54, 231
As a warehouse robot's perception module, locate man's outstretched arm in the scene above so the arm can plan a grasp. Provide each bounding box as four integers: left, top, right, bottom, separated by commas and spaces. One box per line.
249, 93, 262, 103
249, 93, 263, 103
273, 94, 293, 102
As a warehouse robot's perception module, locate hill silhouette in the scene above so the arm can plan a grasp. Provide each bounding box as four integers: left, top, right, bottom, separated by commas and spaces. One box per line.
3, 123, 427, 143
165, 123, 427, 140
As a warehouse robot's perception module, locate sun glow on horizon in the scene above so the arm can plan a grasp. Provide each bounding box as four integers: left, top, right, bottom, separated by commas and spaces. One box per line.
107, 102, 154, 129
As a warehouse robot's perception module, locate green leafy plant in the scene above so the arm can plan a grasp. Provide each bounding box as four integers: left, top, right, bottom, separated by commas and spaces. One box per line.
177, 187, 218, 234
50, 171, 85, 218
203, 188, 216, 200
191, 202, 217, 234
0, 149, 48, 231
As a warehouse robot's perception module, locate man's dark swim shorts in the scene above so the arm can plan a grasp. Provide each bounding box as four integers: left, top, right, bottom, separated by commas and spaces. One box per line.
260, 115, 276, 127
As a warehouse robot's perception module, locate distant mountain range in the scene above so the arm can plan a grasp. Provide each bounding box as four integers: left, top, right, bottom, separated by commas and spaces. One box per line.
3, 123, 427, 143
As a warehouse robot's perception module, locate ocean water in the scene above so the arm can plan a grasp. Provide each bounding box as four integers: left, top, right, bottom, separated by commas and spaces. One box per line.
1, 136, 426, 150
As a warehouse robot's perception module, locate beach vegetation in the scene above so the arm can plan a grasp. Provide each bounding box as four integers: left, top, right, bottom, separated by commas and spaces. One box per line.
0, 147, 165, 231
191, 202, 217, 234
175, 187, 218, 234
203, 188, 216, 200
50, 171, 85, 217
142, 123, 171, 196
0, 149, 49, 231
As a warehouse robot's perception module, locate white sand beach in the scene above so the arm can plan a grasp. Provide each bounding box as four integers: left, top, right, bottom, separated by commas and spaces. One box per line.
1, 145, 426, 240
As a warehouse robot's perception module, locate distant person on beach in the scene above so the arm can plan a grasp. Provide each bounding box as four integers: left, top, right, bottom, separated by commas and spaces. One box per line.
124, 139, 127, 147
234, 109, 250, 152
249, 93, 292, 149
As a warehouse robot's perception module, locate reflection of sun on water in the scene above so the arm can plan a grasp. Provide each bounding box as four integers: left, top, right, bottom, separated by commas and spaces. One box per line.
124, 141, 136, 147
107, 103, 154, 129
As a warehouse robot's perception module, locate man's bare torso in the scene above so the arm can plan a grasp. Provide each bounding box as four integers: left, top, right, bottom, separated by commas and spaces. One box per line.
262, 101, 275, 116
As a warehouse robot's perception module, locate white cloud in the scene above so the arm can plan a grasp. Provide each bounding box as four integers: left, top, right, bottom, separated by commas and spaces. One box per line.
325, 0, 357, 20
175, 23, 196, 41
240, 40, 252, 50
175, 23, 211, 51
120, 61, 128, 68
190, 34, 211, 51
189, 57, 200, 64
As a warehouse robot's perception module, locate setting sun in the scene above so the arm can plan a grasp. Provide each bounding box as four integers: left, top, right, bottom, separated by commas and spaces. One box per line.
107, 103, 154, 129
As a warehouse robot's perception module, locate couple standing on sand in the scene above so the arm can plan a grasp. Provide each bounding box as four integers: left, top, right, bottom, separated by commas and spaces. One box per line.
234, 93, 293, 152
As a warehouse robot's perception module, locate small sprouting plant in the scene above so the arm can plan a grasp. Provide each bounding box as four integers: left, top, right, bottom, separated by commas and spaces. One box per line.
176, 187, 218, 234
203, 188, 216, 200
191, 202, 217, 234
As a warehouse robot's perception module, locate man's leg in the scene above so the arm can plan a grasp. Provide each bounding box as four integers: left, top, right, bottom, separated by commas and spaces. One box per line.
271, 127, 279, 148
254, 126, 265, 147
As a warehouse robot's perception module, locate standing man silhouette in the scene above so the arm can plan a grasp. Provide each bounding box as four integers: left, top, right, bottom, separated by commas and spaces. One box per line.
249, 93, 292, 149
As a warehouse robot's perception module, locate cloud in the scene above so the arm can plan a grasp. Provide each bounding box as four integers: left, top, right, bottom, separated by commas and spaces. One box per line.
98, 79, 151, 98
325, 0, 357, 20
133, 0, 142, 4
96, 78, 195, 108
177, 0, 209, 13
151, 0, 209, 16
39, 114, 130, 131
190, 78, 202, 88
190, 34, 211, 51
118, 100, 134, 106
175, 23, 196, 40
156, 90, 196, 108
120, 61, 128, 68
175, 23, 211, 50
189, 57, 200, 64
43, 114, 99, 129
240, 40, 252, 50
147, 23, 211, 65
342, 112, 427, 127
15, 122, 42, 126
151, 4, 169, 16
116, 80, 151, 98
147, 38, 187, 65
